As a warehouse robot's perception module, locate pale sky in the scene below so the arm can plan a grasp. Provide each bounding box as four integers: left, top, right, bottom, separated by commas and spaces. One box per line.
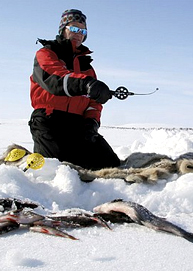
0, 0, 192, 127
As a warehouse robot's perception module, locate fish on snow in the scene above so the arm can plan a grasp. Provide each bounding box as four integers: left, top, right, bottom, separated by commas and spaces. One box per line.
93, 199, 193, 242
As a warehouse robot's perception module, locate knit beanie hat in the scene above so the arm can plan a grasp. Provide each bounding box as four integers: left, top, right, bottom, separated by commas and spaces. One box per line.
59, 9, 87, 36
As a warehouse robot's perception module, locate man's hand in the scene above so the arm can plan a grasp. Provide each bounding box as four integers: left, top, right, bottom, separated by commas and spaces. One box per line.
85, 78, 112, 104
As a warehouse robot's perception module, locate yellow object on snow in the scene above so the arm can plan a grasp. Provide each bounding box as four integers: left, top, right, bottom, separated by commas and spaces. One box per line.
4, 148, 26, 162
24, 153, 45, 171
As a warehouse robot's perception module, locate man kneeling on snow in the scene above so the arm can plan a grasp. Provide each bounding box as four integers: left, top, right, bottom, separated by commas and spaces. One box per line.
29, 9, 120, 170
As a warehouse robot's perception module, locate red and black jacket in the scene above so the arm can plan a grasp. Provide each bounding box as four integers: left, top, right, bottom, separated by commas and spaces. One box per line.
30, 37, 102, 122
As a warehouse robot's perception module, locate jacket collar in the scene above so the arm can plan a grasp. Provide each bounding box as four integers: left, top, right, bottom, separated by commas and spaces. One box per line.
36, 36, 93, 70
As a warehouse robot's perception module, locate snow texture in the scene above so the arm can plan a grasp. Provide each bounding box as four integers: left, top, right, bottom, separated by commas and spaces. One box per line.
0, 119, 193, 271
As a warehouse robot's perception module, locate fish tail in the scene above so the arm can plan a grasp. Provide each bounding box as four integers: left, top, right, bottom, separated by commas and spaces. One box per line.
144, 218, 193, 242
173, 227, 193, 242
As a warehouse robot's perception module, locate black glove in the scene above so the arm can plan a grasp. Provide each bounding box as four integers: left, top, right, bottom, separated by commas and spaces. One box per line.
84, 78, 112, 104
84, 118, 99, 143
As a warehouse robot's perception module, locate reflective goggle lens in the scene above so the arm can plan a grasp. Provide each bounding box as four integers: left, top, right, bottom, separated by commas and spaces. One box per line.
66, 26, 87, 35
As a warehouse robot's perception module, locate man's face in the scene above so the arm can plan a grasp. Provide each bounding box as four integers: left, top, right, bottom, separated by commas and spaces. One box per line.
63, 21, 86, 48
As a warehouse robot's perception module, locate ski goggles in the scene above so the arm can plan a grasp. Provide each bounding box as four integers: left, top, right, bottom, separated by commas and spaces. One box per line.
66, 25, 87, 36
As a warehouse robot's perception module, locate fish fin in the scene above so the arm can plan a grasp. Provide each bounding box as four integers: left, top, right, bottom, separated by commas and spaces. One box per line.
91, 215, 112, 230
30, 225, 78, 240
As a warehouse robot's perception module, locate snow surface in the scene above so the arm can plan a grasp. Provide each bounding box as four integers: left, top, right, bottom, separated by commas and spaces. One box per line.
0, 119, 193, 271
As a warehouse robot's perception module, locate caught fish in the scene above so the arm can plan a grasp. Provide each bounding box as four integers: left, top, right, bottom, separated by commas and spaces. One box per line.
94, 199, 193, 242
0, 213, 18, 223
0, 211, 44, 225
30, 225, 78, 240
15, 211, 45, 225
0, 198, 39, 212
47, 208, 111, 229
0, 221, 19, 235
33, 219, 63, 228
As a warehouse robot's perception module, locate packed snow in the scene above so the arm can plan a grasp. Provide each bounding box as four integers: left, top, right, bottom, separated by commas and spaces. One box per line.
0, 119, 193, 271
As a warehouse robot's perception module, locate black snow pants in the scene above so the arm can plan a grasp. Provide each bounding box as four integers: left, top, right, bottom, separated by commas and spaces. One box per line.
29, 109, 120, 170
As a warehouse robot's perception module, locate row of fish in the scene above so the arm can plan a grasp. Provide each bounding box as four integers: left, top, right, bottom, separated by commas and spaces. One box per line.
0, 198, 110, 240
0, 198, 193, 242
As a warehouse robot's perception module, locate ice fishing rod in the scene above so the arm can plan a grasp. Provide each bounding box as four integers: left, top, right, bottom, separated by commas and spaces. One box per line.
110, 86, 159, 100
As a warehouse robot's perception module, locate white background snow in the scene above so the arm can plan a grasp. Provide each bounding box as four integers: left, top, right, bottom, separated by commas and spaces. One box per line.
0, 119, 193, 271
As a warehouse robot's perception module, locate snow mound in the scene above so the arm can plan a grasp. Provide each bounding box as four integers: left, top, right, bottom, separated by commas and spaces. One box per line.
1, 121, 193, 271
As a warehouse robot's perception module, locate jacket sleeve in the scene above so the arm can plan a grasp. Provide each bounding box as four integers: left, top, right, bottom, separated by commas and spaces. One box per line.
32, 48, 88, 96
84, 99, 102, 122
